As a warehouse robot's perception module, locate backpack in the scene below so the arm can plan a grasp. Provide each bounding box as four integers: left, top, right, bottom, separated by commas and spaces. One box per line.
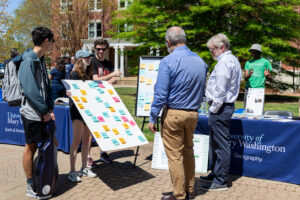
2, 55, 23, 106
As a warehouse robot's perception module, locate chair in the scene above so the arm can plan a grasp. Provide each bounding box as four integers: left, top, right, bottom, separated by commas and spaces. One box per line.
264, 110, 293, 118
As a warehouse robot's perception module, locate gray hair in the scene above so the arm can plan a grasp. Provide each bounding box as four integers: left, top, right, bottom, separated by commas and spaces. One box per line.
165, 26, 186, 46
207, 33, 230, 50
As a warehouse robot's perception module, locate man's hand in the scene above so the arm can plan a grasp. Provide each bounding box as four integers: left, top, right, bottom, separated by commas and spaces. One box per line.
112, 70, 122, 77
50, 112, 55, 121
250, 68, 253, 76
66, 90, 72, 97
108, 77, 118, 85
148, 123, 157, 133
43, 112, 52, 122
264, 68, 270, 77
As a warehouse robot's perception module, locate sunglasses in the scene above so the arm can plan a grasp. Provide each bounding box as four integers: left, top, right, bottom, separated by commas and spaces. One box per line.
95, 48, 107, 51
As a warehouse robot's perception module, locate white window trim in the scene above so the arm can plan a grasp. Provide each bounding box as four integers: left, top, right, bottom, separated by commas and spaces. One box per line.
118, 23, 133, 33
88, 21, 102, 38
60, 0, 73, 13
89, 0, 102, 12
118, 0, 132, 10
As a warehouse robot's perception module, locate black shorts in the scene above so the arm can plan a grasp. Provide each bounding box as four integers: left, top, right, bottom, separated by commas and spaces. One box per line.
21, 116, 48, 144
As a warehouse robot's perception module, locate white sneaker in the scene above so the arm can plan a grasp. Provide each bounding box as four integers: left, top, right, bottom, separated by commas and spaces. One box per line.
26, 183, 52, 199
68, 171, 81, 183
80, 167, 97, 178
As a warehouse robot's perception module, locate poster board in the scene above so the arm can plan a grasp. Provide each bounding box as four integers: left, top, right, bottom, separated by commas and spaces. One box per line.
62, 80, 148, 151
245, 88, 265, 116
135, 56, 163, 117
151, 132, 209, 173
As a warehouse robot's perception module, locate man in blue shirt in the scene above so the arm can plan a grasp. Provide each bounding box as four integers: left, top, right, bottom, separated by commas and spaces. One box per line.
201, 33, 241, 191
148, 26, 207, 200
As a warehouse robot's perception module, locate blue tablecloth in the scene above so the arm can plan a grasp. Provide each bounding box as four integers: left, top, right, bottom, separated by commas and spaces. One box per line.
0, 101, 73, 153
195, 115, 300, 185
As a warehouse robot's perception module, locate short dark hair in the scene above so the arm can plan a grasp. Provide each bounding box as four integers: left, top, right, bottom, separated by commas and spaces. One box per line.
10, 48, 19, 58
31, 27, 54, 46
94, 39, 109, 49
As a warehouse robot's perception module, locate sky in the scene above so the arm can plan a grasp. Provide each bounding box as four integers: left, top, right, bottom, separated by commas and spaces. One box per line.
6, 0, 24, 15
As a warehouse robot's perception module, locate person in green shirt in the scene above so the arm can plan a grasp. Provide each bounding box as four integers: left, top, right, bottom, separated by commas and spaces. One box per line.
244, 44, 272, 106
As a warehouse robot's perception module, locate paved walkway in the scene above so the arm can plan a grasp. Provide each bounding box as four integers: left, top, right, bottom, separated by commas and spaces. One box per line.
0, 143, 299, 200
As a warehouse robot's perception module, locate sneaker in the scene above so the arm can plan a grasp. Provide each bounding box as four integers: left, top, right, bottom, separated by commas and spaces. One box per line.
68, 171, 81, 183
200, 173, 214, 183
100, 152, 112, 164
87, 156, 93, 168
201, 182, 228, 191
26, 183, 52, 199
80, 167, 97, 178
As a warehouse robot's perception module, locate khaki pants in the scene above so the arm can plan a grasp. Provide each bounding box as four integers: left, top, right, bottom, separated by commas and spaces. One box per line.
161, 108, 198, 199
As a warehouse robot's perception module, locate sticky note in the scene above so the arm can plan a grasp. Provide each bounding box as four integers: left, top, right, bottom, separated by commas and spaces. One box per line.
77, 103, 84, 109
72, 96, 80, 102
140, 63, 146, 69
93, 131, 101, 138
112, 97, 120, 102
80, 97, 87, 103
121, 116, 128, 122
140, 76, 145, 82
125, 129, 133, 136
104, 102, 111, 108
112, 128, 120, 135
97, 116, 105, 122
101, 132, 109, 139
138, 136, 146, 142
122, 123, 130, 129
80, 89, 87, 95
98, 84, 105, 88
140, 69, 145, 76
97, 88, 104, 94
103, 112, 110, 118
129, 120, 136, 127
151, 96, 154, 103
138, 94, 144, 100
138, 101, 144, 107
119, 137, 126, 144
88, 82, 99, 88
111, 139, 120, 146
95, 96, 102, 103
145, 96, 151, 104
109, 107, 116, 112
107, 89, 114, 95
144, 104, 151, 111
148, 64, 154, 71
85, 110, 92, 116
114, 115, 121, 121
102, 125, 110, 131
91, 116, 99, 122
72, 84, 80, 89
118, 109, 126, 115
146, 79, 152, 85
155, 65, 159, 71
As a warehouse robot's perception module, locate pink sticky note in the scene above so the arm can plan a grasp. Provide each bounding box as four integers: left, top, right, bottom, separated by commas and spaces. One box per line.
129, 120, 136, 126
98, 84, 105, 88
97, 116, 105, 122
113, 97, 120, 102
121, 116, 128, 122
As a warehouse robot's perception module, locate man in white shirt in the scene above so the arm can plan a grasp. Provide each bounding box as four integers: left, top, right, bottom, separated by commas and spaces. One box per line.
201, 33, 242, 191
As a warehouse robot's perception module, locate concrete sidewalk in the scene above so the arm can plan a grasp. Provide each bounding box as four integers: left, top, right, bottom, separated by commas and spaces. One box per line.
0, 143, 299, 200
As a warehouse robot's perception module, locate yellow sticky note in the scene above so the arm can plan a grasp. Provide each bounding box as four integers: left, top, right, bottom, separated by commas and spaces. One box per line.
119, 137, 126, 144
144, 104, 151, 111
140, 63, 146, 69
93, 131, 101, 138
151, 96, 154, 103
80, 89, 87, 95
146, 79, 152, 85
122, 123, 129, 129
112, 128, 120, 135
102, 125, 110, 132
107, 89, 114, 95
148, 64, 154, 71
140, 76, 145, 82
110, 107, 116, 112
80, 97, 87, 103
72, 96, 80, 102
77, 103, 84, 109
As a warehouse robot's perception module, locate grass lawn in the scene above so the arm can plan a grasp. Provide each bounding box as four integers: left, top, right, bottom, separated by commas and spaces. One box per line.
116, 87, 299, 141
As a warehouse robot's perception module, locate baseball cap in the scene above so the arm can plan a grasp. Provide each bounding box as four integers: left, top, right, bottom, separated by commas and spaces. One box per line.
75, 49, 92, 59
249, 44, 262, 52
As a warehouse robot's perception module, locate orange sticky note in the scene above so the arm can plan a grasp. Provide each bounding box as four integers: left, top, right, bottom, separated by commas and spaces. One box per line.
107, 89, 114, 95
77, 103, 84, 109
103, 125, 110, 132
140, 63, 146, 69
112, 128, 120, 135
80, 97, 87, 103
144, 104, 150, 111
93, 131, 101, 138
72, 96, 80, 102
80, 89, 87, 95
122, 123, 130, 129
109, 107, 116, 112
140, 76, 145, 82
148, 64, 154, 71
146, 79, 152, 85
119, 137, 126, 144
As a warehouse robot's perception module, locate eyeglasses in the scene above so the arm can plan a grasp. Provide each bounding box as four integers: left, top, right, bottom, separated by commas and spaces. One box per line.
208, 47, 216, 52
95, 48, 107, 51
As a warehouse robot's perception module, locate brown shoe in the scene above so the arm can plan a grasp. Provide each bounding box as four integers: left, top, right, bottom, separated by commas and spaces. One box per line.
161, 195, 178, 200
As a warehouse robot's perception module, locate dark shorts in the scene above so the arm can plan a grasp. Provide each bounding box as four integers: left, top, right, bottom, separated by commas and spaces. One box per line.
21, 116, 48, 144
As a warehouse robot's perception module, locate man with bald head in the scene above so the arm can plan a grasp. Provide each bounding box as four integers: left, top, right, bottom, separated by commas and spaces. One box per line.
149, 26, 207, 200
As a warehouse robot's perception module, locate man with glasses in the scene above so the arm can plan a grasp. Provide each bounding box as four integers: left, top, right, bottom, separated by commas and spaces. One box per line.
201, 33, 241, 191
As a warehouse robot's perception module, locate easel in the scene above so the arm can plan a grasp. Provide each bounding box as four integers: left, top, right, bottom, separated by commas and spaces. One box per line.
133, 116, 160, 167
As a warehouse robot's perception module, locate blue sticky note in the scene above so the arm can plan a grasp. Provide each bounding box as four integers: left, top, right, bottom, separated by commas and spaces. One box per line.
140, 69, 146, 76
103, 112, 110, 118
118, 109, 126, 115
85, 110, 92, 116
113, 115, 121, 121
138, 94, 144, 100
72, 84, 80, 89
145, 96, 151, 104
111, 139, 120, 146
97, 88, 104, 94
101, 132, 109, 139
91, 116, 99, 122
125, 129, 133, 136
95, 96, 102, 103
104, 102, 111, 108
138, 101, 144, 107
138, 136, 145, 142
88, 82, 99, 88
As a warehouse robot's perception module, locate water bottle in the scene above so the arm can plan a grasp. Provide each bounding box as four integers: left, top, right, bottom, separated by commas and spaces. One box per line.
202, 97, 208, 115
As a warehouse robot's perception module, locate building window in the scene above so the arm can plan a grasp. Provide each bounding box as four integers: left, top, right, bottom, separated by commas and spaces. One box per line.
119, 23, 133, 33
89, 0, 102, 11
119, 0, 132, 9
60, 0, 73, 12
89, 22, 102, 38
61, 23, 70, 39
